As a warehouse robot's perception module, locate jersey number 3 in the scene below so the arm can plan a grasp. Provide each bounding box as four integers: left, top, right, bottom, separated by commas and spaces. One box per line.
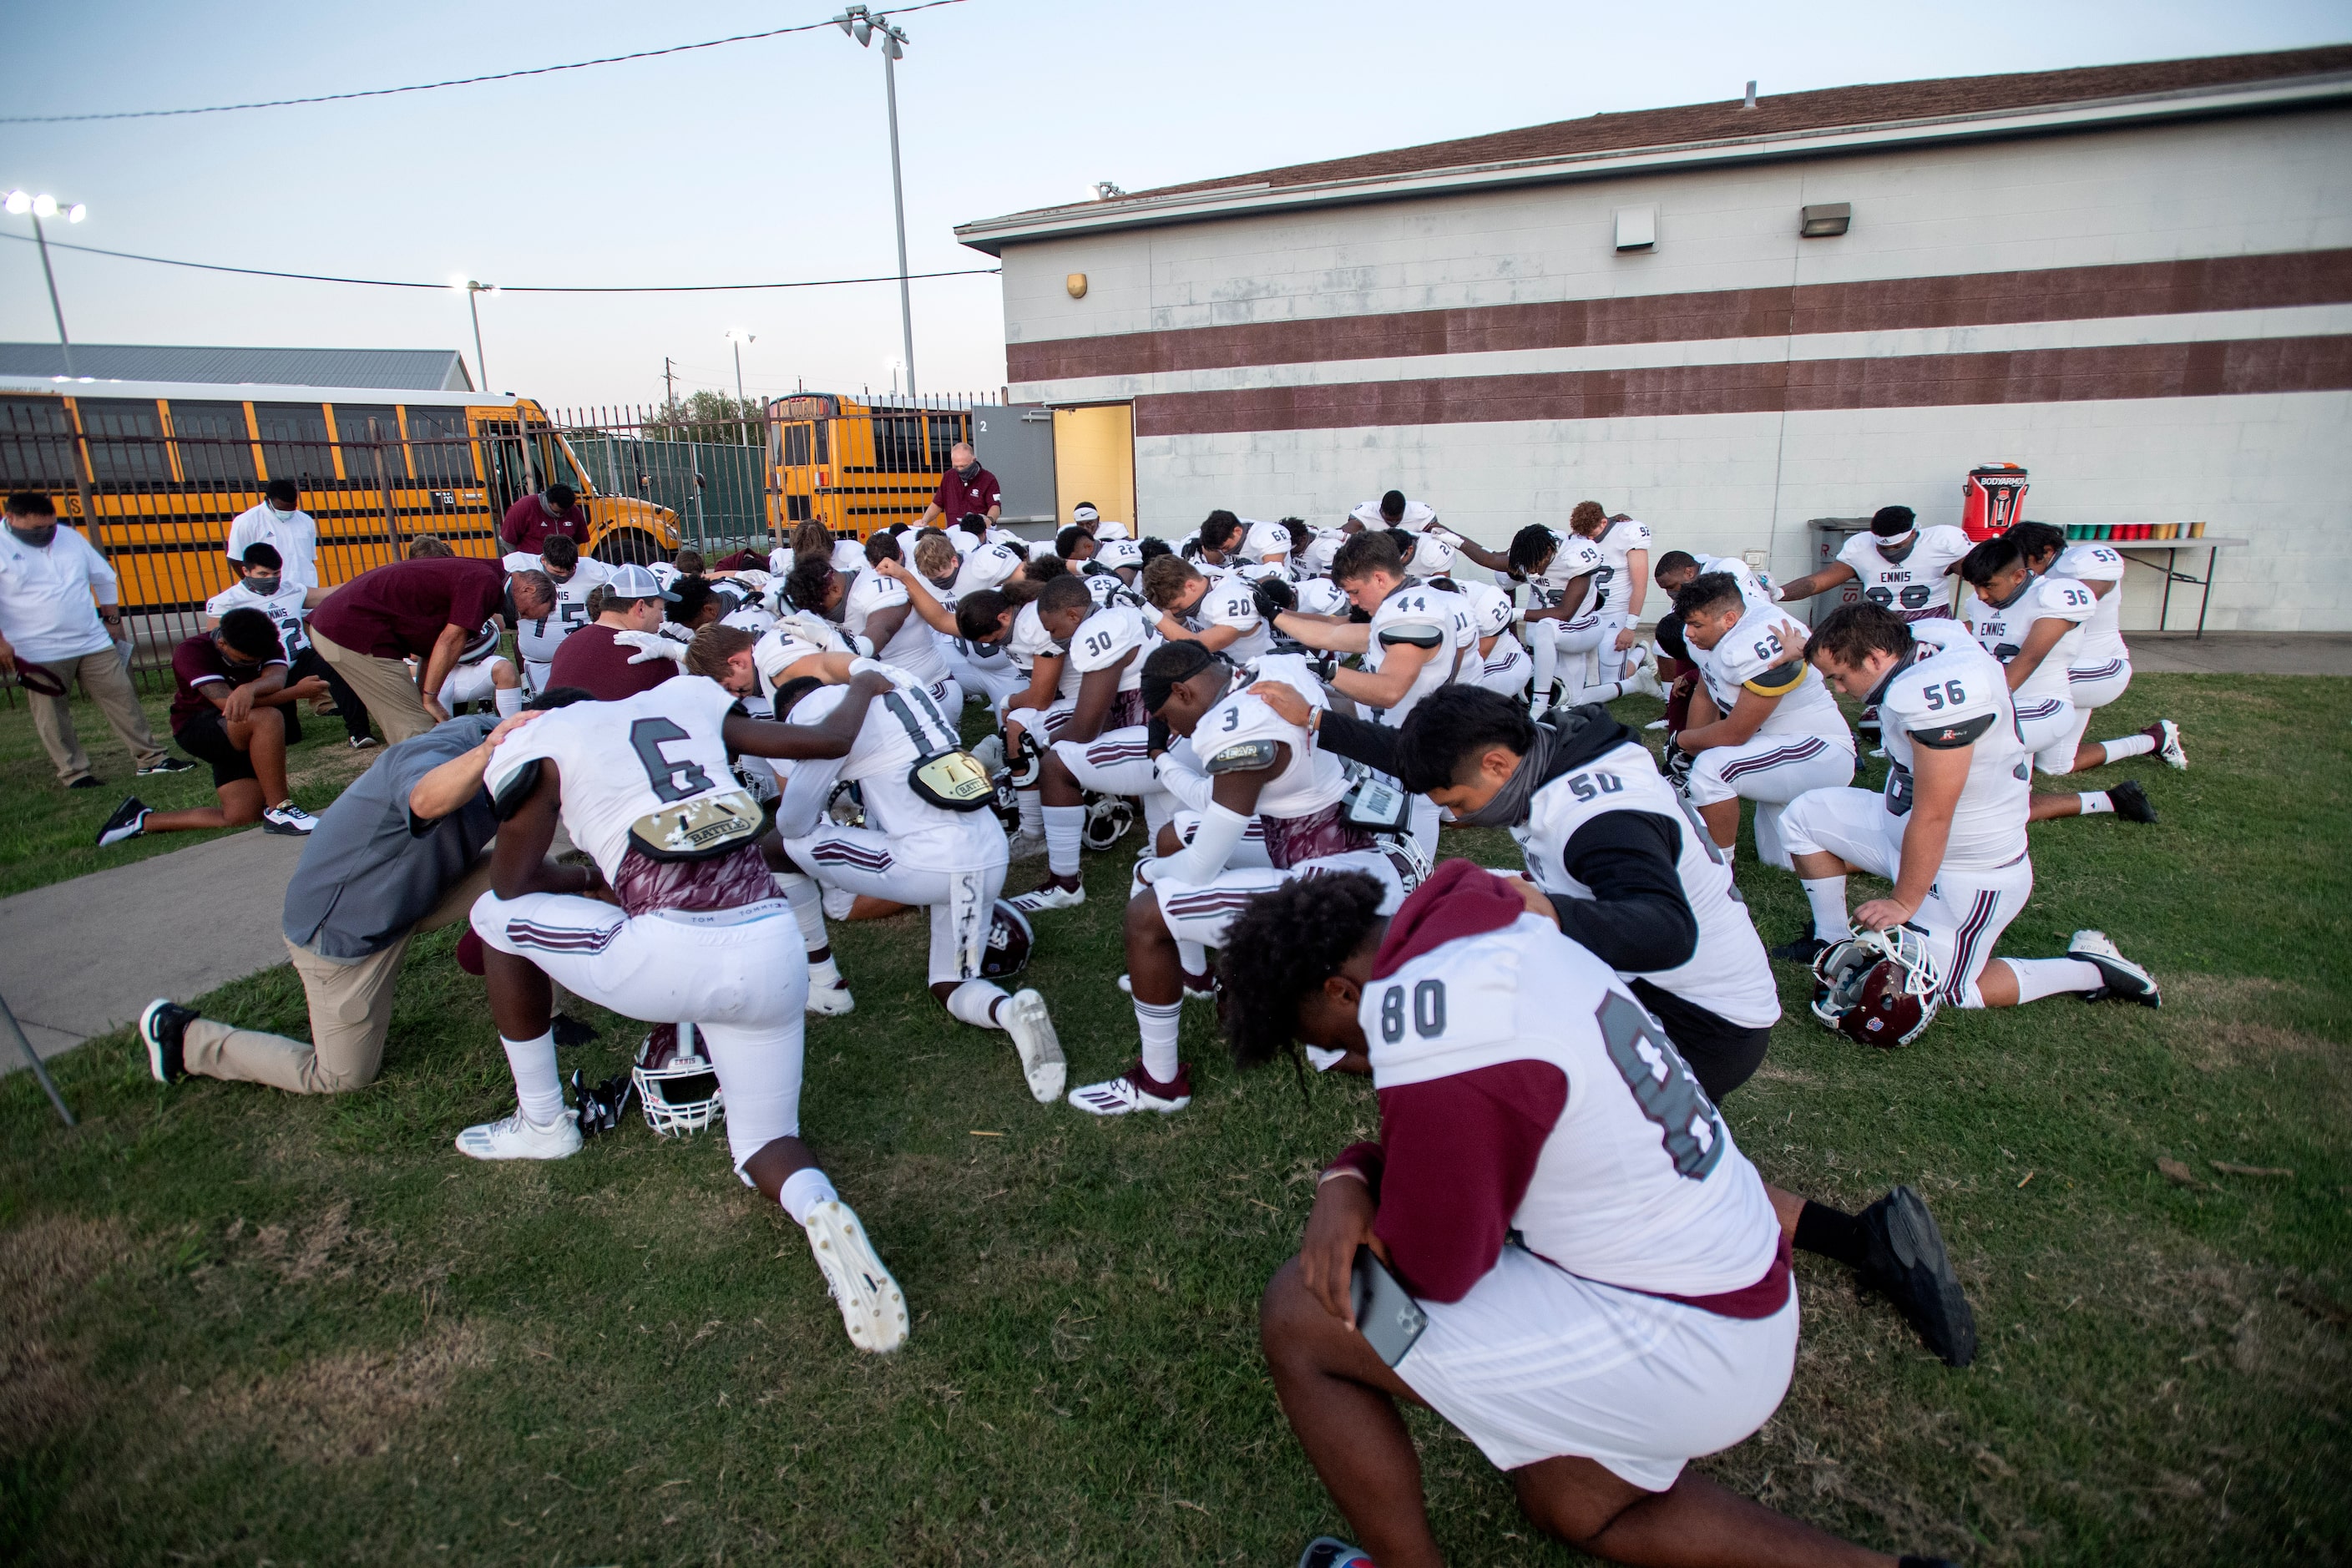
1595, 992, 1725, 1181
630, 717, 717, 803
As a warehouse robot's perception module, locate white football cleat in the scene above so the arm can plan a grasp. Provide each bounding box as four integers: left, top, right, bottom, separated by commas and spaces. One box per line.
2066, 930, 2161, 1008
970, 732, 1006, 774
806, 979, 857, 1016
802, 1200, 908, 1353
1004, 829, 1047, 862
1009, 879, 1085, 913
2147, 720, 2187, 771
1068, 1063, 1193, 1116
1001, 988, 1066, 1103
1117, 972, 1216, 1003
1622, 664, 1664, 701
455, 1107, 582, 1161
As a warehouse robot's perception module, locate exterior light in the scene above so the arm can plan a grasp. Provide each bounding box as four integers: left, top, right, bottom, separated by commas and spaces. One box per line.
1614, 205, 1657, 251
4, 191, 28, 215
31, 194, 56, 218
65, 204, 84, 223
1799, 202, 1852, 238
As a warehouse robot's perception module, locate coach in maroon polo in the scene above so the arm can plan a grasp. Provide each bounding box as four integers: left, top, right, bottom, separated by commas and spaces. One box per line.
501, 483, 588, 554
916, 442, 1001, 531
311, 555, 551, 745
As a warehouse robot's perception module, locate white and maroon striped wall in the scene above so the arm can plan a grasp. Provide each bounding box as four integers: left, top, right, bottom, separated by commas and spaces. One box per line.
994, 106, 2352, 632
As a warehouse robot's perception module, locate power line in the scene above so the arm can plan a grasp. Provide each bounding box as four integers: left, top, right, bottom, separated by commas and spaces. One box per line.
0, 230, 999, 293
0, 0, 969, 124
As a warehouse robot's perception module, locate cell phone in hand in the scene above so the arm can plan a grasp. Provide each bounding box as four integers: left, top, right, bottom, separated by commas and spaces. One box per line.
1349, 1245, 1427, 1368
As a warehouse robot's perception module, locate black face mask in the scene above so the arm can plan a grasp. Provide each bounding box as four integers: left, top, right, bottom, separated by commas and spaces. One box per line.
8, 522, 58, 548
245, 574, 282, 595
1875, 534, 1917, 564
958, 462, 979, 479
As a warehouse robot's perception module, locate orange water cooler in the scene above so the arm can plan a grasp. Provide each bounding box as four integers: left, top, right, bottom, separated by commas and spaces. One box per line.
1961, 463, 2029, 539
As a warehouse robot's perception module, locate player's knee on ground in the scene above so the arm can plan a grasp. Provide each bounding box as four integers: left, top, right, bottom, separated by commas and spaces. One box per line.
490, 658, 519, 690
1257, 1255, 1324, 1365
1508, 1457, 1649, 1550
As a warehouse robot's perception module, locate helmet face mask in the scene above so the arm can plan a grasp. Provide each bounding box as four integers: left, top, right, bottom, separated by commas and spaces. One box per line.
634, 1024, 726, 1136
979, 898, 1033, 979
1812, 926, 1942, 1049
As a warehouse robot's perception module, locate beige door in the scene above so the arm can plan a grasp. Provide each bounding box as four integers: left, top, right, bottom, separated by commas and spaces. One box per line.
1051, 404, 1136, 533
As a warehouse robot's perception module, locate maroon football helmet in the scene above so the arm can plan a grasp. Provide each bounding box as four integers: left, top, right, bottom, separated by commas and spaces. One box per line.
1811, 926, 1942, 1049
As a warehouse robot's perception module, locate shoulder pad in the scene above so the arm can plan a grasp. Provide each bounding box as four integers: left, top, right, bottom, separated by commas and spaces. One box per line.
1377, 620, 1444, 650
1742, 659, 1807, 695
1205, 738, 1280, 774
489, 757, 544, 819
1909, 711, 1996, 750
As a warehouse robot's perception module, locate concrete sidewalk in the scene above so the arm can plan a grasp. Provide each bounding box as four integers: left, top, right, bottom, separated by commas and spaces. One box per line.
2129, 632, 2352, 676
0, 827, 309, 1064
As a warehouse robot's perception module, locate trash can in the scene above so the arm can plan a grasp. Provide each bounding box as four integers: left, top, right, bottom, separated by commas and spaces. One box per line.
1803, 518, 1873, 627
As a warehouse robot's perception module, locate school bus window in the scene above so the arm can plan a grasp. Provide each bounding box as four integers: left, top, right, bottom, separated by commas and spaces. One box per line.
402, 407, 477, 483
785, 493, 812, 523
255, 402, 334, 485
812, 418, 829, 465
873, 413, 923, 473
335, 405, 402, 483
535, 434, 584, 493
165, 402, 257, 484
81, 399, 172, 485
782, 424, 812, 468
0, 397, 79, 489
925, 413, 964, 469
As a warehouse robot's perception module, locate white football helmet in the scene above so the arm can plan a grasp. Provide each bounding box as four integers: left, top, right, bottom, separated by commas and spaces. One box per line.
634, 1023, 725, 1136
1811, 925, 1943, 1049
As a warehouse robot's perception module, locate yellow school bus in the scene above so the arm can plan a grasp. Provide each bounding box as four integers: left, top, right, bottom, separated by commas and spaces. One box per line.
766, 393, 970, 541
0, 378, 680, 612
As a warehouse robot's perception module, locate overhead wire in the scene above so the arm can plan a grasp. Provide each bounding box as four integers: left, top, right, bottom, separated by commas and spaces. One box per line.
0, 0, 970, 124
0, 231, 999, 293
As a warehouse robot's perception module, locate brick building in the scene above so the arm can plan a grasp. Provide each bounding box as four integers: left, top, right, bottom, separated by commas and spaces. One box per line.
956, 47, 2352, 632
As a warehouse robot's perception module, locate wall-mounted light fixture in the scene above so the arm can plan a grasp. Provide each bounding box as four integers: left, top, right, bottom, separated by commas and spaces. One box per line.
1799, 202, 1852, 237
1066, 273, 1089, 299
1614, 205, 1657, 251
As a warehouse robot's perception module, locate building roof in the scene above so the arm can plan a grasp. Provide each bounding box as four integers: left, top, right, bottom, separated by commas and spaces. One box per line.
0, 343, 474, 392
958, 45, 2352, 253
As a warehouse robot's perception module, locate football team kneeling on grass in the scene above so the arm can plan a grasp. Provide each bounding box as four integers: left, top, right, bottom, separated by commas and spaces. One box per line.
142, 491, 2179, 1567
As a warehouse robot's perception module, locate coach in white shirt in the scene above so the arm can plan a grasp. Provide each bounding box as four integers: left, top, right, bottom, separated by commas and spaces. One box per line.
225, 480, 321, 589
0, 492, 191, 787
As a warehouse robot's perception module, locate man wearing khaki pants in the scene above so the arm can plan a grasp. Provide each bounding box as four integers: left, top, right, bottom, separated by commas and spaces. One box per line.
307, 553, 551, 745
135, 695, 594, 1095
0, 491, 195, 787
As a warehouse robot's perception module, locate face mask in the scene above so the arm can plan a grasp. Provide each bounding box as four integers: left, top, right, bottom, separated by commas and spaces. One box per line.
269, 505, 296, 522
8, 523, 58, 548
246, 574, 282, 595
958, 462, 979, 478
1876, 534, 1917, 564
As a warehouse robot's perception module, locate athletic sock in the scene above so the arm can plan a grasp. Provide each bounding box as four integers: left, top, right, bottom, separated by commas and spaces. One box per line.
1527, 624, 1557, 713
2079, 792, 2115, 816
1017, 787, 1044, 839
2102, 731, 2157, 760
1135, 998, 1183, 1083
1044, 805, 1085, 878
778, 1166, 837, 1225
2006, 956, 2107, 1004
500, 1030, 564, 1125
493, 685, 524, 719
1176, 939, 1208, 978
774, 872, 839, 984
1565, 679, 1625, 706
946, 978, 1009, 1029
1800, 876, 1852, 943
1793, 1201, 1868, 1268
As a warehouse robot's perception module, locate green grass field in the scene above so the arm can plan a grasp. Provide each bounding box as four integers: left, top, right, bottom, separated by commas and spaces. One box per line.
2, 674, 2347, 1565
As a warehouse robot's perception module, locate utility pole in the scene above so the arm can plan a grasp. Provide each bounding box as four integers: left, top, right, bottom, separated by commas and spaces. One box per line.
664, 357, 677, 411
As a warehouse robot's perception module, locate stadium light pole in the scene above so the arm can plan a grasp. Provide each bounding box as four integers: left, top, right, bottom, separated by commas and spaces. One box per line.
449, 276, 498, 393
6, 191, 90, 379
725, 327, 756, 407
833, 6, 918, 400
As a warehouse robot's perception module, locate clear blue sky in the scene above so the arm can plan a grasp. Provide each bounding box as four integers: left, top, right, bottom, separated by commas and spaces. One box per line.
3, 0, 2344, 409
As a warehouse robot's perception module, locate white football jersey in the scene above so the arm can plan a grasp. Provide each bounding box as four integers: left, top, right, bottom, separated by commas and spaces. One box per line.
1518, 737, 1779, 1029
1006, 599, 1080, 703
1067, 602, 1156, 693
509, 554, 611, 666
2054, 544, 2128, 667
843, 567, 949, 684
830, 539, 868, 577
1443, 577, 1516, 648
205, 581, 313, 656
1876, 633, 2029, 874
1191, 574, 1272, 662
1364, 911, 1779, 1297
1691, 605, 1849, 741
1241, 518, 1295, 564
1295, 577, 1350, 617
1298, 528, 1347, 577
1692, 554, 1776, 614
1530, 530, 1606, 617
1587, 517, 1652, 615
484, 675, 752, 886
1364, 579, 1476, 726
1080, 568, 1147, 612
1190, 652, 1348, 825
1837, 526, 1970, 620
1348, 498, 1438, 534
780, 671, 1001, 870
1967, 574, 2095, 705
951, 540, 1026, 599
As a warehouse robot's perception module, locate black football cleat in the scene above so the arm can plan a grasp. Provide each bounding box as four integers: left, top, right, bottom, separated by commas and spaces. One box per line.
1768, 931, 1830, 965
1856, 1186, 1976, 1368
2108, 778, 2157, 823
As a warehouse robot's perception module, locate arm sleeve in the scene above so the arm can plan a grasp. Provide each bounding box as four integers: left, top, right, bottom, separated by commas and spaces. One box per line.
1153, 801, 1251, 886
1155, 738, 1214, 812
1308, 707, 1404, 773
1372, 1061, 1568, 1302
1548, 811, 1700, 972
772, 753, 847, 840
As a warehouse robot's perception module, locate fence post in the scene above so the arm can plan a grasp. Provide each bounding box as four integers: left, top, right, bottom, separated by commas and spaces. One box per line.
370, 418, 399, 557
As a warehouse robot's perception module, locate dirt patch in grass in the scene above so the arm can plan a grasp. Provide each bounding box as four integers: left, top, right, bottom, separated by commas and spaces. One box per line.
2158, 974, 2329, 1070
202, 1320, 491, 1464
0, 1215, 133, 1454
